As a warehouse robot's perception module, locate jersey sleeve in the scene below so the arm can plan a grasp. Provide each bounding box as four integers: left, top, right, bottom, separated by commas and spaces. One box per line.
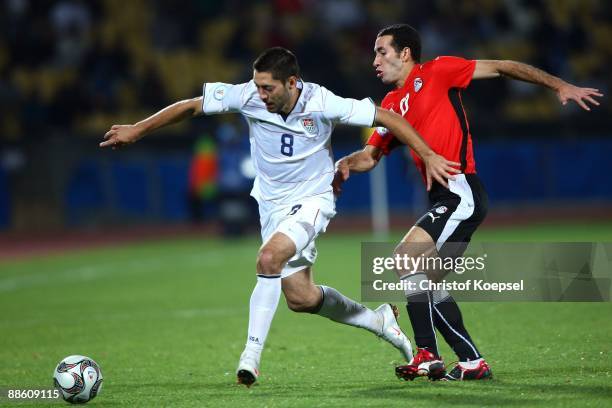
321, 88, 376, 127
367, 126, 402, 155
365, 96, 401, 155
202, 82, 250, 114
433, 56, 476, 89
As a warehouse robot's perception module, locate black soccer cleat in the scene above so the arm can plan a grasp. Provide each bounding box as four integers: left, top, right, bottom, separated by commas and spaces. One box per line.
443, 359, 493, 381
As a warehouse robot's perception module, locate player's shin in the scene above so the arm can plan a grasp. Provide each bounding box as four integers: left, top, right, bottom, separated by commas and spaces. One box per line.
314, 285, 413, 361
432, 290, 481, 362
237, 274, 282, 385
245, 274, 282, 356
314, 285, 381, 333
402, 273, 440, 356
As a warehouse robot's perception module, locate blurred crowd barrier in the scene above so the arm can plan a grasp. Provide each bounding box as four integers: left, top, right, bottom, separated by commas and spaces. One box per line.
1, 137, 611, 231
1, 0, 610, 231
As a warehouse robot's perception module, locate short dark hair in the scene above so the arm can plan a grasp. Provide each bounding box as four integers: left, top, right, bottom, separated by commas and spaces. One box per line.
377, 24, 422, 63
253, 47, 301, 83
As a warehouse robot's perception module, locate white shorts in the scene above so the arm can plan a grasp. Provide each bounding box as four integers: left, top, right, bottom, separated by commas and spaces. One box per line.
258, 192, 336, 278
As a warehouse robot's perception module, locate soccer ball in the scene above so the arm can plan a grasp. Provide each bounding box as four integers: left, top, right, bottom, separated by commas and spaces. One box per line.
52, 355, 103, 404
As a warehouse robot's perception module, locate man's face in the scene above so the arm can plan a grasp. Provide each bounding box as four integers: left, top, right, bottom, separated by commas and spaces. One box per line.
373, 35, 405, 85
253, 70, 292, 113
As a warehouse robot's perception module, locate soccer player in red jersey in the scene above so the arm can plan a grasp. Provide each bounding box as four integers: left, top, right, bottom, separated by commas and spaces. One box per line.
334, 24, 602, 381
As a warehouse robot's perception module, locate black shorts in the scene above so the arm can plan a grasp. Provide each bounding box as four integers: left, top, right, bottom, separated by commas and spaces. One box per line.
415, 174, 488, 258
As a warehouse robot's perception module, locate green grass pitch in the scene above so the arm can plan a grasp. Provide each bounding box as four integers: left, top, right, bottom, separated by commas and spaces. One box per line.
1, 222, 611, 407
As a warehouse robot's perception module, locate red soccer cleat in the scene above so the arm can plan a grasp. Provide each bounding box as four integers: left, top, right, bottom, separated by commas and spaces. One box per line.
443, 359, 493, 381
395, 347, 446, 381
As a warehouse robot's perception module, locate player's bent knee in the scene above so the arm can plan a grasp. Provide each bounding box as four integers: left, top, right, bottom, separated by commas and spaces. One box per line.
392, 243, 418, 276
393, 243, 407, 258
393, 242, 438, 280
256, 248, 283, 276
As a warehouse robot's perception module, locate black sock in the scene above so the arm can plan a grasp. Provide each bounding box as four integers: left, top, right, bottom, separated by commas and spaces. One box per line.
405, 291, 439, 356
433, 296, 481, 361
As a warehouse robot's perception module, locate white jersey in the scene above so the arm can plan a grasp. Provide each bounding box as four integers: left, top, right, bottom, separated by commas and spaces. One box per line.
202, 80, 376, 204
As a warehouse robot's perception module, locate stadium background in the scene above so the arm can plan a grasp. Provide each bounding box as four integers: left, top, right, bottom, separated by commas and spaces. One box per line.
0, 1, 611, 407
0, 0, 611, 236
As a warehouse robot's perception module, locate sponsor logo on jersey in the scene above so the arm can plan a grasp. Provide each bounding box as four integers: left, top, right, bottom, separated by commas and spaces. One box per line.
435, 206, 448, 214
302, 118, 317, 134
399, 93, 410, 116
414, 77, 423, 92
213, 85, 226, 101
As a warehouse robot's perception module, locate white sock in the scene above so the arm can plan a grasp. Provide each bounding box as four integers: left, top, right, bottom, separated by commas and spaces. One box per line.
432, 289, 451, 305
458, 358, 483, 369
316, 285, 381, 334
244, 275, 282, 356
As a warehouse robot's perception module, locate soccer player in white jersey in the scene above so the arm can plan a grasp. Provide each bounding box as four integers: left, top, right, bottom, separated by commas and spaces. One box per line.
101, 47, 459, 387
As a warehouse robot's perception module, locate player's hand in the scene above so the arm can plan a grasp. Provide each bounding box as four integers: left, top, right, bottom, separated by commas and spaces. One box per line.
100, 124, 143, 149
556, 83, 603, 111
332, 159, 350, 196
423, 152, 461, 191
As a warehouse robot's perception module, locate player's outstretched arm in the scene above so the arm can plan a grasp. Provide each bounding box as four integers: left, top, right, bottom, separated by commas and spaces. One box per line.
473, 60, 603, 111
100, 97, 204, 148
333, 146, 381, 196
374, 107, 460, 191
338, 145, 382, 173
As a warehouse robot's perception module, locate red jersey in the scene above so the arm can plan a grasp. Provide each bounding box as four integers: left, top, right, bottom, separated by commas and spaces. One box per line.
368, 56, 477, 182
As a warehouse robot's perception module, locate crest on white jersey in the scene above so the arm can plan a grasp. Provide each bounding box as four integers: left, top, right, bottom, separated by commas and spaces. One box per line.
414, 78, 423, 92
302, 117, 317, 134
213, 85, 227, 101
